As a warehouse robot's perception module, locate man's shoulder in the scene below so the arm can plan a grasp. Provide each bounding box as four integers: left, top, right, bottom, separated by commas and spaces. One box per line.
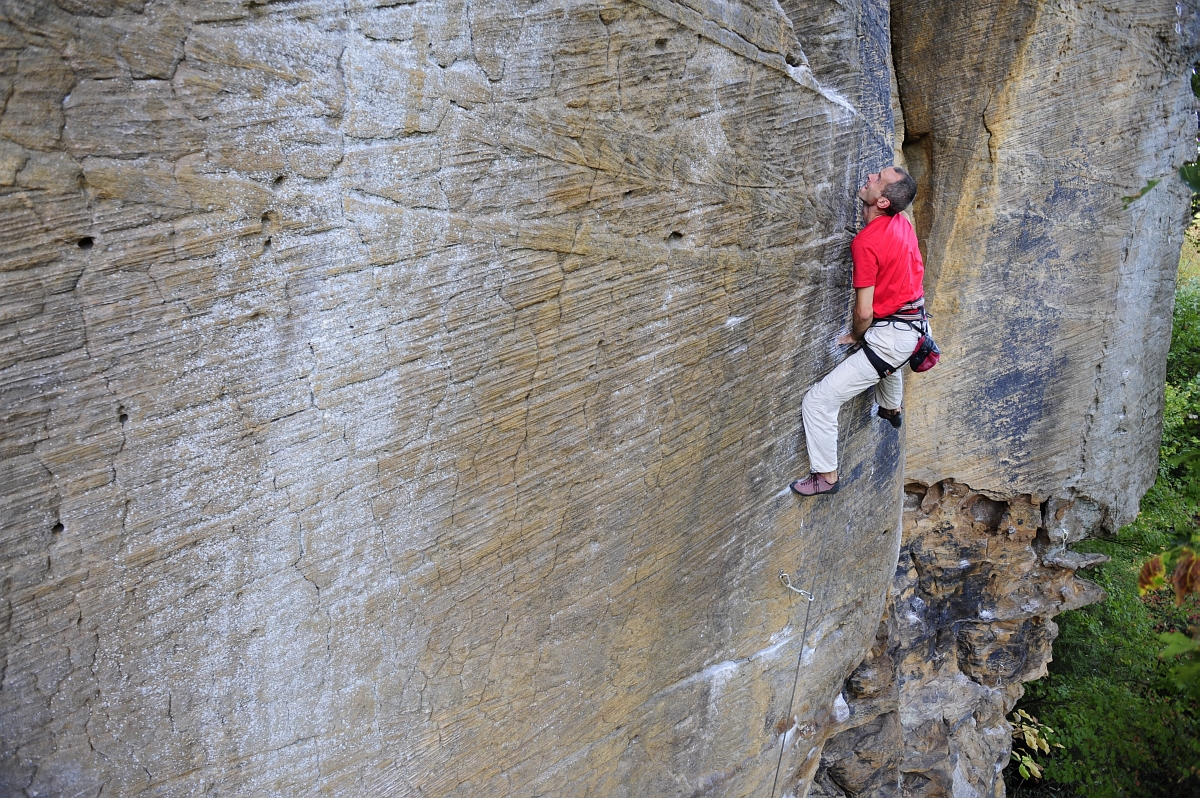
856, 213, 918, 244
852, 215, 887, 250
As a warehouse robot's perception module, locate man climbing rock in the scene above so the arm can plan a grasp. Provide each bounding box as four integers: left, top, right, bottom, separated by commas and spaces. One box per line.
790, 165, 925, 496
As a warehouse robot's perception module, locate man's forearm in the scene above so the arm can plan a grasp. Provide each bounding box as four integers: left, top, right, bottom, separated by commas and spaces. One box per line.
851, 312, 872, 341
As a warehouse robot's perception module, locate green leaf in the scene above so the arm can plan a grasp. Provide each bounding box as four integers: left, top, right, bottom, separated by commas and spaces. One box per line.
1182, 163, 1200, 194
1159, 631, 1200, 659
1168, 447, 1200, 468
1170, 658, 1200, 694
1123, 178, 1162, 208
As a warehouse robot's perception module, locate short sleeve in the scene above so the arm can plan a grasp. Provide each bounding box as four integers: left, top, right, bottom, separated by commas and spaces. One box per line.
851, 236, 877, 288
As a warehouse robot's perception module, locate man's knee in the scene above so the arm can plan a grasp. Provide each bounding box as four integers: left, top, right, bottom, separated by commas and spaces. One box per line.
802, 383, 835, 424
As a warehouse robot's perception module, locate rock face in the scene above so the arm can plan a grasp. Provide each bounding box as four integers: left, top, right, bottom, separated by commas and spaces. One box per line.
0, 1, 909, 796
0, 2, 1192, 798
899, 0, 1195, 525
812, 482, 1106, 798
810, 2, 1199, 796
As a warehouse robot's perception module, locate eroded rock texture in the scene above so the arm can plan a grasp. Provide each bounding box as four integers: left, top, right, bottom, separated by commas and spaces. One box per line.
1, 1, 912, 796
812, 1, 1198, 796
1, 1, 1194, 797
900, 0, 1197, 525
812, 482, 1105, 798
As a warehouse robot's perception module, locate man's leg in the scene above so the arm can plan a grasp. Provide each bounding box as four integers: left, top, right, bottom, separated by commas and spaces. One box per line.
875, 369, 903, 411
801, 349, 882, 477
866, 323, 918, 427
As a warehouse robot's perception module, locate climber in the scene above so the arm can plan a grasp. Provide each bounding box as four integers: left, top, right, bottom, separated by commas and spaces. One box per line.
789, 165, 925, 496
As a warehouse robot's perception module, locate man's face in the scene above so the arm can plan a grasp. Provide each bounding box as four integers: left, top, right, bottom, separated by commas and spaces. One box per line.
858, 166, 902, 206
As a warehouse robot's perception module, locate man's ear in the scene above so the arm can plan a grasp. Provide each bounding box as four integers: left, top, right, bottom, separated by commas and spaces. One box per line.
876, 195, 891, 210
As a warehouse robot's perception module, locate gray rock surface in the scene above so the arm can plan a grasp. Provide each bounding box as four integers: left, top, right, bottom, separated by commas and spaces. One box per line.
0, 1, 1193, 797
813, 482, 1106, 798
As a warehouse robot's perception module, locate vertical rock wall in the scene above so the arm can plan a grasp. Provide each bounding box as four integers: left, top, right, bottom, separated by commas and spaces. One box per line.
900, 0, 1195, 523
812, 2, 1200, 796
0, 2, 912, 796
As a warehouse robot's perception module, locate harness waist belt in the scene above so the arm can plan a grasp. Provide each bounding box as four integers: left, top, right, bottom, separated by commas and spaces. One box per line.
880, 297, 925, 321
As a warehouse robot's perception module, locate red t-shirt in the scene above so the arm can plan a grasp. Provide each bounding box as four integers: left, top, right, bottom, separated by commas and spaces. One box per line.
851, 213, 924, 318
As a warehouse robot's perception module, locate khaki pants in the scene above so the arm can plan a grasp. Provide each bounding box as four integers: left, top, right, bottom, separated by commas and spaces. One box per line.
801, 321, 922, 474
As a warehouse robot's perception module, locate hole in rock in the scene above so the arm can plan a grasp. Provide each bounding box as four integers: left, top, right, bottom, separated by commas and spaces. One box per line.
966, 494, 1006, 530
654, 38, 667, 49
785, 53, 802, 67
904, 482, 927, 511
77, 236, 94, 250
666, 231, 684, 246
118, 413, 128, 424
273, 175, 285, 185
52, 522, 63, 534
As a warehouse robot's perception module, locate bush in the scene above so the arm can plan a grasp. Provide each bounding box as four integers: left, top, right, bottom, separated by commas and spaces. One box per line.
1012, 532, 1200, 797
1168, 280, 1200, 387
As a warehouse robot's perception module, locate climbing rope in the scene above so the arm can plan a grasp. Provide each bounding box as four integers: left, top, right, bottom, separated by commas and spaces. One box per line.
768, 518, 839, 797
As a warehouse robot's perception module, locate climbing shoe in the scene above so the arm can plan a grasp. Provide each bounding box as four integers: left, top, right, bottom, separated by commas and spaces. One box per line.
789, 474, 840, 496
877, 406, 902, 429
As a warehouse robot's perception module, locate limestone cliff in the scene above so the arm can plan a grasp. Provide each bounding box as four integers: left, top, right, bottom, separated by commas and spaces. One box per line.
0, 2, 1192, 798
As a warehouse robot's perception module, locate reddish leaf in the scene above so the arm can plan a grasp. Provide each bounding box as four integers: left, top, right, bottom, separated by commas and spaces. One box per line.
1140, 555, 1167, 595
1171, 549, 1200, 607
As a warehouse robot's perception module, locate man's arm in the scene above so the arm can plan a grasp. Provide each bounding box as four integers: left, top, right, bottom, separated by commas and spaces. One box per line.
836, 286, 875, 345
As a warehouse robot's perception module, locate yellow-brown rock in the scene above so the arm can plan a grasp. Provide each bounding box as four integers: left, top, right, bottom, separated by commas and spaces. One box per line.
0, 1, 1194, 797
812, 2, 1198, 797
900, 0, 1196, 525
0, 1, 910, 796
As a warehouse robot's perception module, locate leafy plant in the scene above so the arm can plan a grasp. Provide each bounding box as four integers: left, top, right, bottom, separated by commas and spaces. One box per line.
1166, 279, 1200, 387
1009, 709, 1063, 781
1122, 178, 1161, 209
1159, 629, 1200, 697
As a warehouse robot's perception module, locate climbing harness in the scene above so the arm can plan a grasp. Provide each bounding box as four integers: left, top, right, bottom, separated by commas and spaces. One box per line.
860, 301, 939, 378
